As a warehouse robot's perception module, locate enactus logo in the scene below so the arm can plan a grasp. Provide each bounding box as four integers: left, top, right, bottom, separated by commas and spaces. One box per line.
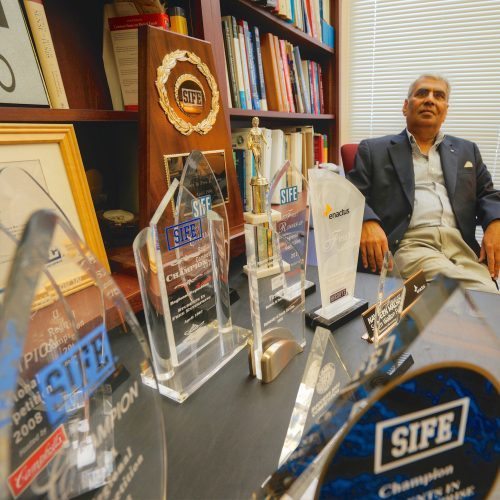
323, 202, 350, 219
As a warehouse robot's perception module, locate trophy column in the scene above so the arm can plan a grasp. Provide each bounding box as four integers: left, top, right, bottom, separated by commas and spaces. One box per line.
244, 118, 306, 383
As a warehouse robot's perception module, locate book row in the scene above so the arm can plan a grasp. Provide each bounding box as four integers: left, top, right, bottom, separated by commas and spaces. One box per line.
232, 126, 329, 212
222, 16, 326, 113
248, 0, 334, 48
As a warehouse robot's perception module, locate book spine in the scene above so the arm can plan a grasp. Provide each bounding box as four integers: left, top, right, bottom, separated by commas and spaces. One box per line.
279, 39, 295, 113
287, 42, 303, 113
238, 24, 253, 110
242, 21, 260, 110
252, 26, 268, 111
23, 0, 69, 108
221, 17, 240, 107
318, 64, 325, 113
272, 35, 288, 111
259, 33, 280, 111
231, 17, 247, 109
293, 47, 309, 114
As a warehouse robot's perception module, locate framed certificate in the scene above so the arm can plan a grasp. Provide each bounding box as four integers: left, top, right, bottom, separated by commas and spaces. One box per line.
0, 124, 108, 295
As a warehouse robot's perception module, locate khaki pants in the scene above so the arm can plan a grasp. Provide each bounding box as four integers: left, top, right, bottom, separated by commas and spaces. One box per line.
394, 226, 498, 293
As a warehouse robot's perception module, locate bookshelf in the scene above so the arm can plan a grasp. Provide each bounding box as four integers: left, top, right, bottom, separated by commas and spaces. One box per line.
0, 0, 338, 311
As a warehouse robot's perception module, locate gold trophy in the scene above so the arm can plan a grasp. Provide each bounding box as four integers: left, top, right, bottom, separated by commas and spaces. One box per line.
247, 117, 269, 215
245, 117, 274, 265
244, 118, 301, 383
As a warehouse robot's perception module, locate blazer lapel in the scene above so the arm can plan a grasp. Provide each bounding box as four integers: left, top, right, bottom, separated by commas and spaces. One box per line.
440, 137, 458, 198
388, 132, 414, 209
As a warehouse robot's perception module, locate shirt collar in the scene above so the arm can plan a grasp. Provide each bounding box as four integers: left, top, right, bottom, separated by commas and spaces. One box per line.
406, 128, 445, 149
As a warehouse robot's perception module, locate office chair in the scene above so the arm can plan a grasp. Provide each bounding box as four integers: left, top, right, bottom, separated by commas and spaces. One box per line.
340, 143, 359, 174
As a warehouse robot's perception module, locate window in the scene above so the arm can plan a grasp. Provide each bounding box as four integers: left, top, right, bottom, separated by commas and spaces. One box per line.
347, 0, 500, 191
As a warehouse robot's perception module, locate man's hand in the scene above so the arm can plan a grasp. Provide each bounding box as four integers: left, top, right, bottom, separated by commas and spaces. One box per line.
360, 220, 389, 273
479, 219, 500, 278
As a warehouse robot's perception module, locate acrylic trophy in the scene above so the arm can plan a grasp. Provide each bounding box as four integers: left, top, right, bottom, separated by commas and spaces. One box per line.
306, 167, 368, 330
0, 210, 167, 499
134, 151, 249, 403
260, 276, 499, 498
365, 250, 406, 344
244, 156, 308, 383
278, 327, 352, 467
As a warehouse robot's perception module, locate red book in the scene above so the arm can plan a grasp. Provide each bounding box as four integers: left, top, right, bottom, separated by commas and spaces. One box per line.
318, 64, 325, 114
313, 133, 324, 164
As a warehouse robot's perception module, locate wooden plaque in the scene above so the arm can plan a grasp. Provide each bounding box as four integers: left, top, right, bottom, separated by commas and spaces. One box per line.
138, 25, 244, 233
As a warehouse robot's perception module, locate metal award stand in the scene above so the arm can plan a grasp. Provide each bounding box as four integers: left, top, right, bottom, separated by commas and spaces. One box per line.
244, 118, 306, 383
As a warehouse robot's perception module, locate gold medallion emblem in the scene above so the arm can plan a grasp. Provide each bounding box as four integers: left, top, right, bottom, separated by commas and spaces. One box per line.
156, 50, 219, 135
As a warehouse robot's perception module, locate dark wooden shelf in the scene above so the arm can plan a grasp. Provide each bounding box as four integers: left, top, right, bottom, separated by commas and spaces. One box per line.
0, 108, 138, 123
113, 272, 143, 314
229, 109, 335, 121
222, 0, 334, 59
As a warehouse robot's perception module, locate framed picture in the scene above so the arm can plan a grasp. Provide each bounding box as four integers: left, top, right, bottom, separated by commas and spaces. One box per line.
0, 124, 109, 289
0, 0, 49, 106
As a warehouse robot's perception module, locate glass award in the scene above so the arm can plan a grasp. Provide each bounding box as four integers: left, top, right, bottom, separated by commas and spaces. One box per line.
371, 250, 406, 344
317, 278, 499, 498
306, 167, 368, 330
0, 210, 167, 499
278, 327, 352, 467
261, 276, 499, 498
245, 161, 307, 382
134, 151, 249, 403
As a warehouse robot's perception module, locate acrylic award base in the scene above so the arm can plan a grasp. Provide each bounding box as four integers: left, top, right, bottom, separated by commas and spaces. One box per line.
141, 324, 250, 403
306, 295, 368, 331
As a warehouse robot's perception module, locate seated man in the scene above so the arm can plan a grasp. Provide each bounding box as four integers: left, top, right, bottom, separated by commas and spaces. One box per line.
347, 74, 500, 292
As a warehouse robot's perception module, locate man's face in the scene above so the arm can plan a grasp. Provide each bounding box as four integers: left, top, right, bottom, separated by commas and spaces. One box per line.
403, 77, 449, 133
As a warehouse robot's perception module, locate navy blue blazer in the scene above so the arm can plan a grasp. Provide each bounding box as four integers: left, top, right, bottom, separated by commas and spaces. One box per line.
347, 130, 500, 254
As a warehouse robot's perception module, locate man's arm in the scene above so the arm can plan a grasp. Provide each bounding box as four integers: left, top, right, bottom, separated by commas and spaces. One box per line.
480, 220, 500, 278
347, 140, 389, 272
474, 142, 500, 278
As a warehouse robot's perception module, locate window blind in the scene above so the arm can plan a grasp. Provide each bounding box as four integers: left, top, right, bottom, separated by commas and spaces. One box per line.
348, 0, 500, 192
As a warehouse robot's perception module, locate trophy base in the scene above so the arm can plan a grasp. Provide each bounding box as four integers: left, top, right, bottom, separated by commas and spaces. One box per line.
306, 296, 368, 331
141, 325, 250, 403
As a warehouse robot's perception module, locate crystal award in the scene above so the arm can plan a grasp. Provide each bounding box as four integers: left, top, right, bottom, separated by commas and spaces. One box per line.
134, 151, 249, 403
245, 161, 307, 382
306, 167, 368, 330
368, 250, 406, 344
278, 327, 352, 467
0, 210, 167, 499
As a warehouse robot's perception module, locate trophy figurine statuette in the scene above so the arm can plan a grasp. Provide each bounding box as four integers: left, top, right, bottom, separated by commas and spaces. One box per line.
244, 117, 304, 383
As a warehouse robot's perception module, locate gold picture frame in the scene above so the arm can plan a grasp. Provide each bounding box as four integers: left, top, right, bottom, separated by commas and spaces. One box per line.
0, 123, 109, 271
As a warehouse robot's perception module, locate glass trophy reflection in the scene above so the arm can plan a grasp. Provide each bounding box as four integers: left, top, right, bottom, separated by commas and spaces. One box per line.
134, 151, 249, 402
0, 210, 167, 499
306, 167, 368, 330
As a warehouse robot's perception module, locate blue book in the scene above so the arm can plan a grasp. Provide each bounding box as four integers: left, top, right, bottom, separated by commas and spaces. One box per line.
252, 26, 268, 110
242, 21, 260, 110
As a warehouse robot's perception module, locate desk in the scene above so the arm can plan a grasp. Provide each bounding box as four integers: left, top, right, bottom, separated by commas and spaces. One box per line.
160, 264, 499, 500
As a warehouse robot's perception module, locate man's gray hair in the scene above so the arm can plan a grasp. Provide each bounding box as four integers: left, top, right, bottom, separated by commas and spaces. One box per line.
407, 74, 451, 99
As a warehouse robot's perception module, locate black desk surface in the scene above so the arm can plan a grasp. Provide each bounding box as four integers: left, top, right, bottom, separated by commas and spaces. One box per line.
160, 265, 499, 500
